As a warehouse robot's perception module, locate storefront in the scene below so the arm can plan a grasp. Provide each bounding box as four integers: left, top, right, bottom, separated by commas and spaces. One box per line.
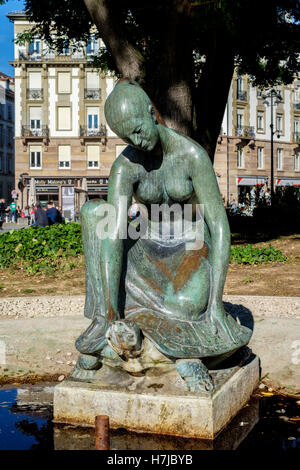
23, 176, 109, 220
236, 176, 268, 203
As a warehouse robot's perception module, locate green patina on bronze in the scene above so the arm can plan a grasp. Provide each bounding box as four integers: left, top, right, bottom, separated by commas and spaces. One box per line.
73, 79, 252, 393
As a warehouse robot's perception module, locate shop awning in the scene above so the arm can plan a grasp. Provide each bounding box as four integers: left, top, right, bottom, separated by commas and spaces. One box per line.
276, 178, 300, 187
236, 176, 267, 186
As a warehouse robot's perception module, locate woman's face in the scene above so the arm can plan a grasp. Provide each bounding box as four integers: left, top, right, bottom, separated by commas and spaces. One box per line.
114, 107, 160, 152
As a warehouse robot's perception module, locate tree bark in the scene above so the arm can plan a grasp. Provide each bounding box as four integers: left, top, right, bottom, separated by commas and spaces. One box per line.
194, 31, 235, 161
145, 1, 194, 136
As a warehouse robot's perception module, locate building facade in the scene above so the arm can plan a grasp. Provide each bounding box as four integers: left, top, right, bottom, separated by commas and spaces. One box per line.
8, 10, 300, 216
8, 10, 126, 219
217, 72, 300, 204
0, 72, 15, 203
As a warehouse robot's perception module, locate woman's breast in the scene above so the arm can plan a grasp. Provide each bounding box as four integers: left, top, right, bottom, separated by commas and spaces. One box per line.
135, 170, 194, 204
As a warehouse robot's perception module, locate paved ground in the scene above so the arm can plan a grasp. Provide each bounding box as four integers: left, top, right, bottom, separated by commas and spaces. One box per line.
0, 295, 299, 396
0, 221, 30, 233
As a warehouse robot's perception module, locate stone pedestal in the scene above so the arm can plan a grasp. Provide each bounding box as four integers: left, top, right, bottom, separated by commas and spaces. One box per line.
53, 354, 259, 440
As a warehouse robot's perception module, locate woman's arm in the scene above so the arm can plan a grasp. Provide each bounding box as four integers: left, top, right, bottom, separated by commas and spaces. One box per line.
100, 158, 133, 322
190, 148, 235, 342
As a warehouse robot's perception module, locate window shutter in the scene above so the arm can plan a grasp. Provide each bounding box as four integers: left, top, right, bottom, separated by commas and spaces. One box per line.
58, 145, 71, 162
58, 72, 71, 93
86, 72, 99, 89
58, 107, 71, 130
29, 107, 42, 120
28, 72, 42, 89
87, 145, 100, 162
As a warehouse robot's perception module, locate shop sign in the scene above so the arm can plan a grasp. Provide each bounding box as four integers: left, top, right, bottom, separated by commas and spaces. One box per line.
35, 178, 75, 185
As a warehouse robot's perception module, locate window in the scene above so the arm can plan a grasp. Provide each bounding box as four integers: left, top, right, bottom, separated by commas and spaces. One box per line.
295, 151, 300, 171
58, 107, 71, 130
7, 105, 12, 121
57, 72, 71, 94
86, 36, 98, 55
86, 71, 100, 90
29, 107, 42, 135
237, 109, 243, 130
30, 145, 42, 169
87, 107, 99, 135
276, 148, 283, 170
28, 71, 42, 89
237, 146, 243, 168
0, 153, 2, 171
237, 76, 243, 93
87, 145, 100, 168
257, 88, 263, 98
29, 38, 41, 56
294, 120, 299, 142
58, 145, 71, 168
257, 147, 264, 169
257, 111, 264, 131
7, 156, 13, 174
57, 38, 70, 55
0, 126, 3, 146
276, 114, 283, 134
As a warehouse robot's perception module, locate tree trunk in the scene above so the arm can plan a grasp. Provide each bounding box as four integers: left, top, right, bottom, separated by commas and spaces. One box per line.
83, 0, 145, 81
145, 1, 194, 137
194, 32, 235, 161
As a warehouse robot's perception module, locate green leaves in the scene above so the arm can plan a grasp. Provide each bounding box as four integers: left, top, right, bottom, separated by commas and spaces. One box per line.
231, 244, 287, 265
0, 223, 83, 272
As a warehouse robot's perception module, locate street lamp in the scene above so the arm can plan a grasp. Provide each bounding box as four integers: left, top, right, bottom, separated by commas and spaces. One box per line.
262, 88, 282, 203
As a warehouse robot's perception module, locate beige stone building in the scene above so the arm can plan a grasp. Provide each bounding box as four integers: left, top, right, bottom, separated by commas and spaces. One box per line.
7, 10, 126, 219
217, 72, 300, 204
7, 10, 300, 218
0, 72, 15, 203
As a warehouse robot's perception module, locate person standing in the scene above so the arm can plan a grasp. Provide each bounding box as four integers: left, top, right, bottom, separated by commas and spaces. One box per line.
7, 200, 17, 223
30, 206, 36, 225
34, 203, 49, 227
46, 201, 61, 225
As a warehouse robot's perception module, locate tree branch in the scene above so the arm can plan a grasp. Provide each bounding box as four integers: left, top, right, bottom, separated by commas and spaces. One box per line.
83, 0, 145, 82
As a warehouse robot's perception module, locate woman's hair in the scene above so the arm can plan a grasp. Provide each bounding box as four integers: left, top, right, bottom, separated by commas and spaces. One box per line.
104, 78, 166, 132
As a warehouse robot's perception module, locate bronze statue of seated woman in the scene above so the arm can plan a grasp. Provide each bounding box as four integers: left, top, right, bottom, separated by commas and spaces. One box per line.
72, 79, 252, 393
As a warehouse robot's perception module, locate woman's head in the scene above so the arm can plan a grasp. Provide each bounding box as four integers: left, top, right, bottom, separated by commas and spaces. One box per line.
104, 79, 161, 152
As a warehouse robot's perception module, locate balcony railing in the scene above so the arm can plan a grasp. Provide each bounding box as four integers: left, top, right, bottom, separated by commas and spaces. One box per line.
27, 88, 43, 100
235, 126, 255, 139
22, 125, 49, 138
294, 132, 300, 143
236, 90, 247, 101
84, 88, 101, 99
80, 125, 107, 137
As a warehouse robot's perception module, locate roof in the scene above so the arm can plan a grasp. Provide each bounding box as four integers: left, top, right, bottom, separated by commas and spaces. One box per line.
6, 10, 28, 20
0, 72, 14, 82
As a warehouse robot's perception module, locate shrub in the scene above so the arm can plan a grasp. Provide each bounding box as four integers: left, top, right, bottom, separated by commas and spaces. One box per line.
230, 244, 287, 264
0, 223, 83, 272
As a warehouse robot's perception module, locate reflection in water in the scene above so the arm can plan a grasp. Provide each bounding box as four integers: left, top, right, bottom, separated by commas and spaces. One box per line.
0, 385, 299, 450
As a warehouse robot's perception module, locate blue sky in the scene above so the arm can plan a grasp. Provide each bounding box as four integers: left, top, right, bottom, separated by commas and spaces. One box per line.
0, 0, 25, 77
